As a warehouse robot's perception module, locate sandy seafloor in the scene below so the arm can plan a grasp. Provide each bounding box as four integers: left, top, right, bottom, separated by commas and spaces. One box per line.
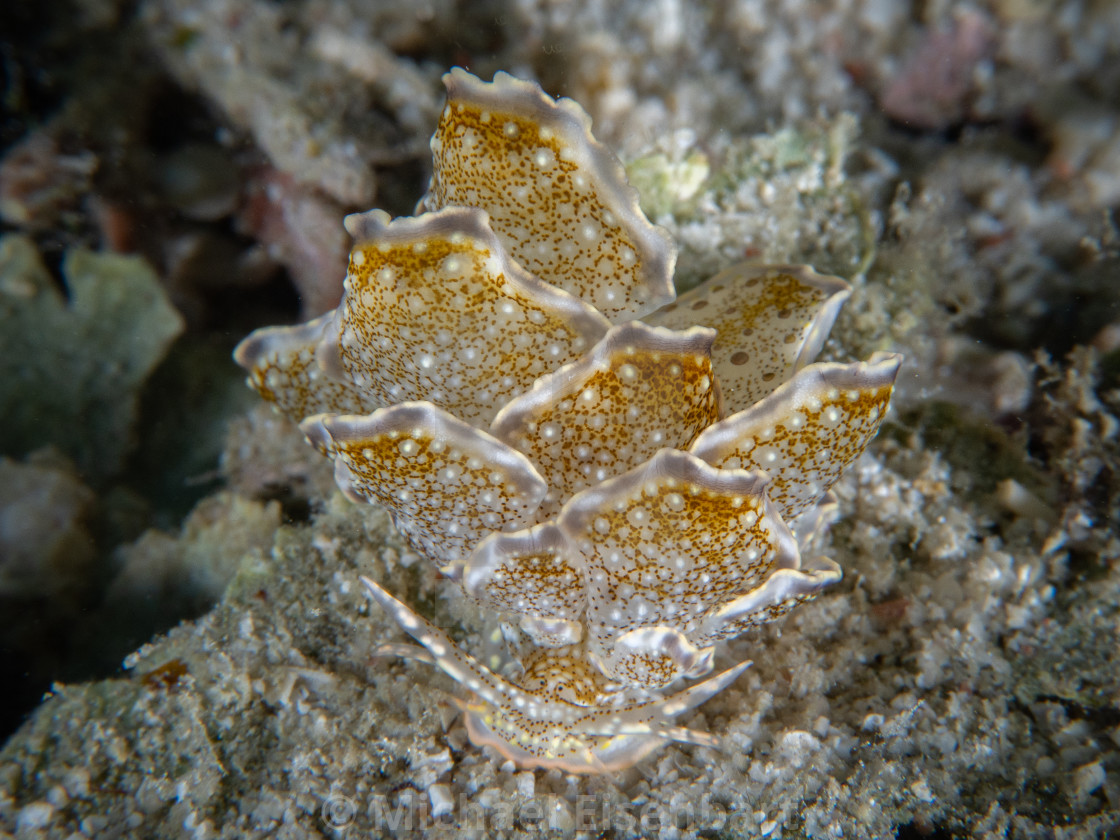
1, 0, 1119, 837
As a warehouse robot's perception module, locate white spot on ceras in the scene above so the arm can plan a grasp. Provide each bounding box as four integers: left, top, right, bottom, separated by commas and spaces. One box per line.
533, 148, 555, 169
757, 445, 781, 465
618, 364, 639, 383
626, 507, 649, 528
664, 493, 685, 512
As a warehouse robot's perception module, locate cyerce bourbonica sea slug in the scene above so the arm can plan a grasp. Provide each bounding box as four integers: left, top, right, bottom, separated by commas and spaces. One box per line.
235, 68, 901, 773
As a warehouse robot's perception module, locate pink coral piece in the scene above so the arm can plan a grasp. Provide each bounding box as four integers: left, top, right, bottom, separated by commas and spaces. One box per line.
879, 11, 993, 131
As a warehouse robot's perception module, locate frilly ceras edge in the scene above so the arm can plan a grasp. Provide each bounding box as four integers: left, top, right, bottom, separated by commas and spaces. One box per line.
235, 67, 902, 773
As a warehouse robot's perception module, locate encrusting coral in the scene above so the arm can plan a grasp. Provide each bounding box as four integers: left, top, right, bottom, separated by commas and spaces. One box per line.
234, 68, 901, 773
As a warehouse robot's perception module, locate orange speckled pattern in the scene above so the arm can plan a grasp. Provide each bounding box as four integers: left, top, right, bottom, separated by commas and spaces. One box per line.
233, 313, 380, 426
323, 207, 609, 427
594, 626, 710, 689
307, 403, 546, 569
647, 264, 850, 413
692, 557, 842, 646
609, 648, 681, 687
465, 524, 587, 648
480, 550, 581, 617
518, 646, 611, 705
557, 450, 798, 680
491, 322, 721, 518
691, 353, 902, 524
427, 69, 675, 323
701, 589, 815, 644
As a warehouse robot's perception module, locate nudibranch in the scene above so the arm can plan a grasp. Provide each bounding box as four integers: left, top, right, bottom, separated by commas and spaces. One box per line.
235, 68, 902, 773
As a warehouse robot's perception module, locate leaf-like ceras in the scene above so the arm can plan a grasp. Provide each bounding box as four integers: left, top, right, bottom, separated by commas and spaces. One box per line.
425, 68, 676, 323
321, 207, 610, 428
468, 449, 809, 689
646, 263, 851, 412
300, 402, 546, 573
490, 320, 721, 518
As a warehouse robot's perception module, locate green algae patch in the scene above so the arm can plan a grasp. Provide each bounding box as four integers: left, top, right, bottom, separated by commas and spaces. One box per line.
626, 149, 711, 220
0, 235, 184, 481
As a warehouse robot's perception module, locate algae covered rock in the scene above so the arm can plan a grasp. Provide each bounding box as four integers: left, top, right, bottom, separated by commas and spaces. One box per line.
0, 452, 96, 604
0, 234, 184, 480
